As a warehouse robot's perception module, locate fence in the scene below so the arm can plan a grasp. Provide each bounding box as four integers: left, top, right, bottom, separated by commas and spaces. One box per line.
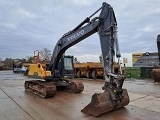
124, 67, 154, 79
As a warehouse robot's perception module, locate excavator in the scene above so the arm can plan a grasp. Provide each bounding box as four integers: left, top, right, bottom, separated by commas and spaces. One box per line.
152, 35, 160, 83
24, 2, 130, 117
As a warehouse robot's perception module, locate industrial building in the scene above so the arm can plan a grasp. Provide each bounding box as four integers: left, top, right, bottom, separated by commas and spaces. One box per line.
132, 52, 159, 67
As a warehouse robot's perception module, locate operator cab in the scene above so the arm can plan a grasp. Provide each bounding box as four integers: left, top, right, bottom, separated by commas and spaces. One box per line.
58, 55, 74, 78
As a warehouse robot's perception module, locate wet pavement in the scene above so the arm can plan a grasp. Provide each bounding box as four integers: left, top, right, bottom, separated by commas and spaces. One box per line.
0, 70, 160, 120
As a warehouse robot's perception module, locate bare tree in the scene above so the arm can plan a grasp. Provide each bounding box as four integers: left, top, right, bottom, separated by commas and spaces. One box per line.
4, 58, 13, 68
40, 48, 51, 62
26, 56, 34, 63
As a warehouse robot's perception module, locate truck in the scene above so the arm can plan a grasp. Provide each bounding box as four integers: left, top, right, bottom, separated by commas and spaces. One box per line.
74, 62, 124, 79
74, 62, 104, 79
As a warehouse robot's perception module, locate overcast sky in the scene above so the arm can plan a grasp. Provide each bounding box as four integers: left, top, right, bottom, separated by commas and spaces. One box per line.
1, 0, 160, 66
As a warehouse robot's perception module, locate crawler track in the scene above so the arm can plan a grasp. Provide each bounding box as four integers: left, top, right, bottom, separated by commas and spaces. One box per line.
24, 80, 84, 98
24, 80, 57, 98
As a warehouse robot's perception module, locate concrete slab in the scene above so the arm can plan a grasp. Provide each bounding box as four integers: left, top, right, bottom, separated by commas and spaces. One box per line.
0, 89, 33, 120
0, 88, 8, 99
128, 93, 148, 102
130, 95, 160, 113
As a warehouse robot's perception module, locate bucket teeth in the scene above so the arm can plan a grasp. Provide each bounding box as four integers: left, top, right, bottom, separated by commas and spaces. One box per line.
81, 89, 129, 117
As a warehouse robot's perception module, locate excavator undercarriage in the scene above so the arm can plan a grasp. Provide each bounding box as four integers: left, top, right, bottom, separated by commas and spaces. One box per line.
25, 79, 84, 98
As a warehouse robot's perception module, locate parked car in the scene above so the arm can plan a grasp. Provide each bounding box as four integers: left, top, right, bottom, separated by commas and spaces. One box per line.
13, 67, 26, 73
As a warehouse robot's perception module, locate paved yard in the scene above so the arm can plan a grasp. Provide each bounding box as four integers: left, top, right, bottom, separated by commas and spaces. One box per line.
0, 71, 160, 120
